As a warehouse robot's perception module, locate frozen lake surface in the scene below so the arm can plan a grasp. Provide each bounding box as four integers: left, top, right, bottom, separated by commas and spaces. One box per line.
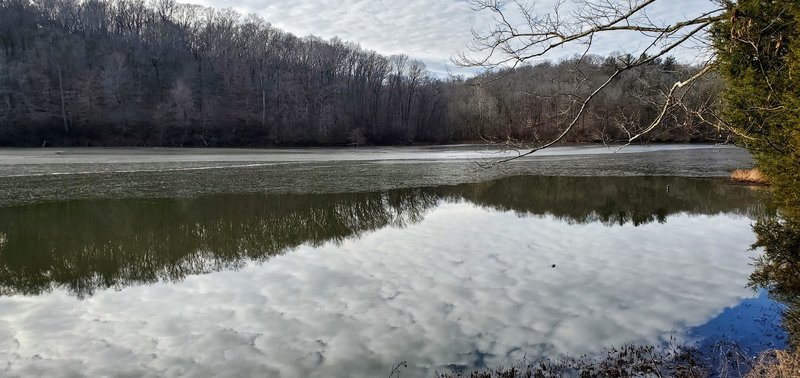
0, 144, 733, 168
0, 144, 753, 206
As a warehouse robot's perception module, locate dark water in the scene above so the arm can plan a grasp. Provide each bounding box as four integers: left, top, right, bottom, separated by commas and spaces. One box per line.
0, 175, 784, 377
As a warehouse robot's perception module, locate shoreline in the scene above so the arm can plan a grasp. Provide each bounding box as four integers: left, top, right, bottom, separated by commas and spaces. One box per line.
0, 140, 733, 150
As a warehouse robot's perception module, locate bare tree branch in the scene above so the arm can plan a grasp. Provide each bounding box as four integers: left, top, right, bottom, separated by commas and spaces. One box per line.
457, 0, 726, 164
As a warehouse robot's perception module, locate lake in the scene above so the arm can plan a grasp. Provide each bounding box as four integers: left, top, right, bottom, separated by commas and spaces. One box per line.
0, 145, 785, 377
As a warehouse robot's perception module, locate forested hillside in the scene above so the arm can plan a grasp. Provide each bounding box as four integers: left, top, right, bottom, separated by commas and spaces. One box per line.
0, 0, 722, 147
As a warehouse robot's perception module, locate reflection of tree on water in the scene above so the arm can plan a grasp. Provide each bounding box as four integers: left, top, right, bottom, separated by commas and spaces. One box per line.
749, 200, 800, 348
445, 176, 767, 226
0, 190, 439, 299
0, 176, 765, 298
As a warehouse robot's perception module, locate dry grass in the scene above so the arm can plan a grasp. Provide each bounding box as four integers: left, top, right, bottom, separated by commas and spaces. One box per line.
434, 341, 780, 378
747, 350, 800, 378
731, 168, 769, 185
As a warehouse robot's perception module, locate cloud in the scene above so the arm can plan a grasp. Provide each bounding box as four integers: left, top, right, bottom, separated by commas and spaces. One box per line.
0, 203, 766, 377
185, 0, 719, 76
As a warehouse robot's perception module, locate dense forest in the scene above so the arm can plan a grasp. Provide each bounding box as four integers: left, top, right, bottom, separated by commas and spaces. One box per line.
0, 0, 722, 147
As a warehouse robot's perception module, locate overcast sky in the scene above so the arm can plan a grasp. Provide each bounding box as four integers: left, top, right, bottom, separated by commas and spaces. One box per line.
188, 0, 718, 75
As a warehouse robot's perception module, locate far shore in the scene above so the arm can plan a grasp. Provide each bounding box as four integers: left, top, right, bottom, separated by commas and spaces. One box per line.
0, 141, 736, 151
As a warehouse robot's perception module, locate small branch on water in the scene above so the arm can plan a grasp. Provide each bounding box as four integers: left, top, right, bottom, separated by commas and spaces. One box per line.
388, 361, 408, 378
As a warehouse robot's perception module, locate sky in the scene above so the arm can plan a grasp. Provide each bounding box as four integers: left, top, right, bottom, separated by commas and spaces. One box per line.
187, 0, 721, 76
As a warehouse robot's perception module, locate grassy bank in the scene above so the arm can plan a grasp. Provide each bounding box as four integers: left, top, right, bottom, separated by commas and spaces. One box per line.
747, 350, 800, 378
434, 343, 798, 378
732, 169, 769, 185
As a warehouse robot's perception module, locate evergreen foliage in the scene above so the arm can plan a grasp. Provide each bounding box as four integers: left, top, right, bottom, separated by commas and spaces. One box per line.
714, 0, 800, 209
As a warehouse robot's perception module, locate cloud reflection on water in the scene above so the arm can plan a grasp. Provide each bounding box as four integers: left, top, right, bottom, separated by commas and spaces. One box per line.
0, 203, 763, 377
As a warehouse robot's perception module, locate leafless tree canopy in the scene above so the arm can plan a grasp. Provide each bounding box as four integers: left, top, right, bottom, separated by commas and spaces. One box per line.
456, 0, 729, 161
0, 0, 726, 148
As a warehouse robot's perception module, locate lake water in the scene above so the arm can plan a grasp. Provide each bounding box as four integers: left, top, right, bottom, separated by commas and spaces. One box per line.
0, 145, 786, 377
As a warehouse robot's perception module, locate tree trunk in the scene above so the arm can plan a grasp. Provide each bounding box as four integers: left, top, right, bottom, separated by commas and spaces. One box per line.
56, 63, 68, 134
261, 76, 266, 129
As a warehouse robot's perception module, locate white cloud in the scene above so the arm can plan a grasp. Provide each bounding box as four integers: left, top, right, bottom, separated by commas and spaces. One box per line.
0, 203, 764, 377
186, 0, 719, 76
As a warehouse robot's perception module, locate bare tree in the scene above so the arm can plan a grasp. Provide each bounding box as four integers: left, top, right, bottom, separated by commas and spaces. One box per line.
456, 0, 729, 162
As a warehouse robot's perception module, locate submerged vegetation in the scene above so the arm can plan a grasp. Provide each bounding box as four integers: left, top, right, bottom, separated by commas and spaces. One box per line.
436, 342, 797, 377
437, 345, 717, 378
747, 349, 800, 378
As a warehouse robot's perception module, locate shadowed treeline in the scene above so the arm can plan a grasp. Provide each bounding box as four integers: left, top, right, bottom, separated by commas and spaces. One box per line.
0, 189, 438, 298
446, 176, 769, 226
0, 176, 766, 298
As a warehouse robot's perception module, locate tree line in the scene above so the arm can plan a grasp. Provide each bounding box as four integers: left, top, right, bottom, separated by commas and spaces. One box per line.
448, 57, 721, 144
0, 0, 723, 147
